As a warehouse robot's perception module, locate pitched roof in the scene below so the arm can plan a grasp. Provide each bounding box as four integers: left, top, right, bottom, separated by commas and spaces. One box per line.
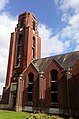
32, 51, 79, 72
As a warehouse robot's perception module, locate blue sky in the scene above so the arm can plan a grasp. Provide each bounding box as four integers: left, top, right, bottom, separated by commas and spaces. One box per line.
6, 0, 62, 29
0, 0, 79, 94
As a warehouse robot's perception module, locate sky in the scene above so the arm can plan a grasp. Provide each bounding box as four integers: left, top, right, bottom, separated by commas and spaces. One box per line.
0, 0, 79, 95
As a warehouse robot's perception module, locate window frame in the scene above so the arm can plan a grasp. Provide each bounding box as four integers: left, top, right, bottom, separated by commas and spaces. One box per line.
50, 69, 58, 105
27, 73, 34, 103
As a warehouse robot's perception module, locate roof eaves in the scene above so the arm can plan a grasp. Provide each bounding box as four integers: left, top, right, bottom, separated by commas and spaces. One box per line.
31, 62, 39, 72
52, 57, 64, 69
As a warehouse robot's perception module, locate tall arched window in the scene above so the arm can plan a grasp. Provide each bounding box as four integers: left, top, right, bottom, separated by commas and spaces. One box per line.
32, 36, 35, 47
50, 69, 58, 104
33, 20, 35, 31
28, 73, 34, 102
32, 37, 35, 59
16, 34, 22, 66
20, 18, 24, 28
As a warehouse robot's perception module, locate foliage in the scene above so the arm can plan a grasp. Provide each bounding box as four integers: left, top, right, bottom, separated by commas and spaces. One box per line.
0, 110, 72, 119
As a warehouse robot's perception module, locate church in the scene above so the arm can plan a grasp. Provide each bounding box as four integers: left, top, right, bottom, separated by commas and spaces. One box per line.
1, 12, 79, 117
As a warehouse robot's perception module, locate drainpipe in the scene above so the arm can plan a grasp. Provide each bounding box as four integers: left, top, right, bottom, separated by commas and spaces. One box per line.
38, 71, 44, 111
65, 68, 72, 116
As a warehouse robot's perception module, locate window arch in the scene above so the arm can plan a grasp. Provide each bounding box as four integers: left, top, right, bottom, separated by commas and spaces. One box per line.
16, 34, 23, 66
20, 18, 24, 28
28, 73, 34, 102
28, 73, 34, 83
51, 69, 58, 81
32, 37, 35, 59
33, 20, 35, 31
50, 69, 58, 104
32, 36, 35, 47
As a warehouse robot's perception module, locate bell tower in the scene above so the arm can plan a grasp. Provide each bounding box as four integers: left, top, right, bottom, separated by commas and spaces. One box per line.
5, 12, 41, 87
17, 12, 41, 68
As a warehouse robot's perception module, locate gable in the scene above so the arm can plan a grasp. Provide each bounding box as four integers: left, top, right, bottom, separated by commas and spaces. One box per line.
22, 62, 38, 75
72, 59, 79, 75
45, 58, 63, 72
32, 51, 79, 71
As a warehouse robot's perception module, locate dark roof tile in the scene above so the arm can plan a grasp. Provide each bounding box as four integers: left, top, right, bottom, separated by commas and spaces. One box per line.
32, 51, 79, 71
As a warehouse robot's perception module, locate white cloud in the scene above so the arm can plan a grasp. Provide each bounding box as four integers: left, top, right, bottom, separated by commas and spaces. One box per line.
75, 45, 79, 51
61, 13, 79, 42
0, 13, 17, 48
0, 83, 4, 95
38, 23, 65, 57
68, 14, 79, 26
0, 0, 9, 11
54, 0, 79, 52
58, 0, 79, 11
0, 0, 11, 95
64, 40, 70, 48
0, 13, 17, 95
62, 16, 79, 46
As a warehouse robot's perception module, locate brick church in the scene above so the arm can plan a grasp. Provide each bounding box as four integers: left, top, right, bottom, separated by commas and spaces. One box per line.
1, 12, 79, 117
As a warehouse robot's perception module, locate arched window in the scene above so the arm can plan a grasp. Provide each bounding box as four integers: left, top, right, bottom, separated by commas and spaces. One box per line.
50, 69, 58, 104
32, 48, 35, 59
33, 20, 35, 31
32, 37, 35, 47
20, 18, 24, 28
32, 37, 35, 59
28, 73, 34, 83
51, 69, 58, 81
16, 34, 23, 66
28, 73, 34, 102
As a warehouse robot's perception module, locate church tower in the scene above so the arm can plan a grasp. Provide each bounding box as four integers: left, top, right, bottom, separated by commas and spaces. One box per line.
5, 12, 41, 88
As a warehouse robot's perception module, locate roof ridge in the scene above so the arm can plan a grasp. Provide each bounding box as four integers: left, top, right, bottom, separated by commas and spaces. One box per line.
32, 50, 79, 71
33, 50, 79, 62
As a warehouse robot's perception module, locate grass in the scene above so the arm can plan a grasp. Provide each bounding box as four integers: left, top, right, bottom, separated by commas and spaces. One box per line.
0, 110, 72, 119
0, 110, 29, 119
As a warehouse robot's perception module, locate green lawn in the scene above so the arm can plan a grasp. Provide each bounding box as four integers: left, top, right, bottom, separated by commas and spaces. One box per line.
0, 110, 71, 119
0, 110, 29, 119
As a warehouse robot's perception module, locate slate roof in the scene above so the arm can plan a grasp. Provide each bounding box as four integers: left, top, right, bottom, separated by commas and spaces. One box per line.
32, 51, 79, 72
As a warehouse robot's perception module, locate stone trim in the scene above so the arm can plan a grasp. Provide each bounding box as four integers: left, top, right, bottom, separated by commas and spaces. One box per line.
15, 106, 22, 112
22, 106, 33, 112
22, 106, 60, 114
0, 104, 10, 109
